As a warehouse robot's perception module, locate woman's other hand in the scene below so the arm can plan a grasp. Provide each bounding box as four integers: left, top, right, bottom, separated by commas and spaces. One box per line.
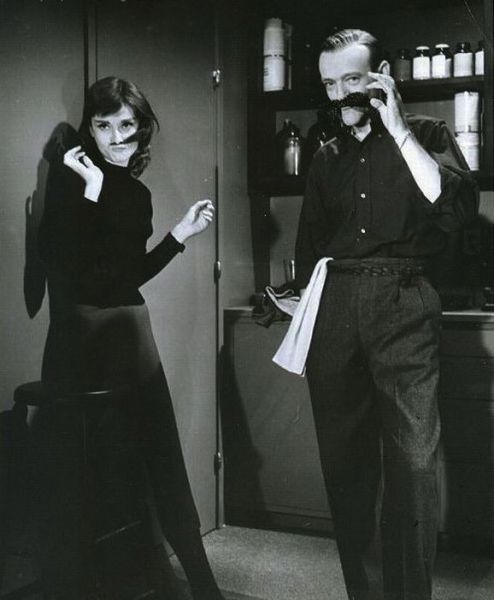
171, 200, 215, 244
63, 146, 103, 202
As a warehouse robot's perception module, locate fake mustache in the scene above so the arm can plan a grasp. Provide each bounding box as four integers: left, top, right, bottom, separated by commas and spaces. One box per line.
328, 92, 371, 111
111, 129, 144, 146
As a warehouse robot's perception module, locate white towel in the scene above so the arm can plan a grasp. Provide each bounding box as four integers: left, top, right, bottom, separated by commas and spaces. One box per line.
272, 257, 332, 376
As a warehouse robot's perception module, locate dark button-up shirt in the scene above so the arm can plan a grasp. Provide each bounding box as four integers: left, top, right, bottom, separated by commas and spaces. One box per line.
295, 113, 478, 288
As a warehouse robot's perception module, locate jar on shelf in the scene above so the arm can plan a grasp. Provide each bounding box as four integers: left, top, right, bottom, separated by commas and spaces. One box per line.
475, 40, 484, 75
263, 18, 285, 56
263, 18, 286, 92
393, 48, 412, 81
432, 44, 452, 78
454, 91, 481, 133
454, 41, 473, 77
412, 46, 431, 80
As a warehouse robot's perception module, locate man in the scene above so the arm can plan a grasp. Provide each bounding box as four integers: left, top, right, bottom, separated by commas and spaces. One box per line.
294, 29, 477, 600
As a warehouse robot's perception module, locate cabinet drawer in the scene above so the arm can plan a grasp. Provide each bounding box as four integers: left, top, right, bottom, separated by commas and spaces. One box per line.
440, 357, 494, 399
438, 461, 494, 537
439, 397, 494, 464
440, 327, 494, 357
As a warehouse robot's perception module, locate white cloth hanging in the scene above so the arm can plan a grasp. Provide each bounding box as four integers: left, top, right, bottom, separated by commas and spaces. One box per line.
272, 257, 332, 376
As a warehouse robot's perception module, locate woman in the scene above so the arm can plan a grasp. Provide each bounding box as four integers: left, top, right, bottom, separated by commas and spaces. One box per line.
35, 77, 223, 600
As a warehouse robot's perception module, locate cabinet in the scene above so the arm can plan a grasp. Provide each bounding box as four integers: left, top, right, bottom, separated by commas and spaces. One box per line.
223, 308, 494, 547
439, 314, 494, 546
247, 0, 493, 291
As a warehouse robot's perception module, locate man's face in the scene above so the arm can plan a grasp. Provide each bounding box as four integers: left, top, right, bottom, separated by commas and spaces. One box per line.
319, 44, 373, 128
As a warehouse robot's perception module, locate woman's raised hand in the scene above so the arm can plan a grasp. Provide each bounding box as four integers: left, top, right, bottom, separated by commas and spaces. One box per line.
63, 146, 103, 202
171, 200, 215, 244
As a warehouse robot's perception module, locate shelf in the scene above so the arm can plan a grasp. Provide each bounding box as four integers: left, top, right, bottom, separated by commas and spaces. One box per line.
255, 76, 485, 111
399, 76, 484, 102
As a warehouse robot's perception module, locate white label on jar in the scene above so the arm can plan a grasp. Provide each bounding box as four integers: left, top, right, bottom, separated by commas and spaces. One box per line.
475, 50, 484, 75
432, 54, 448, 78
263, 55, 285, 92
456, 132, 480, 170
413, 56, 431, 79
454, 52, 473, 77
454, 92, 480, 132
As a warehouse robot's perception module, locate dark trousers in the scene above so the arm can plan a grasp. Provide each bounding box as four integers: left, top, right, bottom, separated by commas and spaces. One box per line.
306, 259, 441, 600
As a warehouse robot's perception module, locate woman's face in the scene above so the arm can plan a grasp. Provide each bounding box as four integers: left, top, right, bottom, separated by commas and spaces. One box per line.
89, 103, 139, 167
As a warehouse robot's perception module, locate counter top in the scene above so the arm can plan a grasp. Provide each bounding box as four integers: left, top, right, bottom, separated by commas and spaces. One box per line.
225, 306, 494, 324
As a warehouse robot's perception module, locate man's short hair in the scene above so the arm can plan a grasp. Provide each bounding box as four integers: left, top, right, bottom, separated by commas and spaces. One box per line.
321, 29, 384, 71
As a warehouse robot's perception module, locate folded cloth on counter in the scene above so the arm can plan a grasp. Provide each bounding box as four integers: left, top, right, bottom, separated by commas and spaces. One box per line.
254, 282, 299, 328
273, 257, 333, 376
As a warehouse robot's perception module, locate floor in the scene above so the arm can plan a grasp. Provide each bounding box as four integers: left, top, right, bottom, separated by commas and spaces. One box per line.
171, 526, 494, 600
2, 525, 493, 599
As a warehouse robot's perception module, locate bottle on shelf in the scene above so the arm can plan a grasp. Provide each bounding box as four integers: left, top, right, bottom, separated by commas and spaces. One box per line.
432, 43, 452, 78
412, 46, 431, 80
454, 90, 481, 171
475, 40, 484, 75
263, 18, 285, 92
454, 91, 481, 133
276, 119, 304, 176
453, 41, 473, 77
393, 48, 412, 81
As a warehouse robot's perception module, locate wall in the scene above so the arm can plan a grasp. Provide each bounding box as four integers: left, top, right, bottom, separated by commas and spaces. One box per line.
0, 0, 85, 412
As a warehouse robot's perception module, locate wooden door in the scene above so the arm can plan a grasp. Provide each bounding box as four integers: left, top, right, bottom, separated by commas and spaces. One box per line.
89, 0, 219, 532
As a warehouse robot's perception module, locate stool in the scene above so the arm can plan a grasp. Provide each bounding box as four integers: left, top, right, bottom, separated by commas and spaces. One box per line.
0, 381, 164, 600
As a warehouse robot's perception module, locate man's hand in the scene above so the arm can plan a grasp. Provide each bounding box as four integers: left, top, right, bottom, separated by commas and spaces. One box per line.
366, 72, 410, 144
63, 146, 103, 202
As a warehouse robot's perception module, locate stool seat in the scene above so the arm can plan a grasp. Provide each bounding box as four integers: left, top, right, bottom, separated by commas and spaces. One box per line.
14, 381, 130, 408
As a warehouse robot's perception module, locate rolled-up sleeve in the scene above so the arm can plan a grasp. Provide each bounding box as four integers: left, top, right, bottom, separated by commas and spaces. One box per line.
418, 118, 479, 231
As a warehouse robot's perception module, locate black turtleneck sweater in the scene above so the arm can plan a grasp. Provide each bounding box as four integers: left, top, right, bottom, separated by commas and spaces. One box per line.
38, 155, 184, 308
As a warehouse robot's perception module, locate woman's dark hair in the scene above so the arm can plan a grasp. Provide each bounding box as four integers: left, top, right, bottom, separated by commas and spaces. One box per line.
79, 76, 159, 178
321, 29, 384, 71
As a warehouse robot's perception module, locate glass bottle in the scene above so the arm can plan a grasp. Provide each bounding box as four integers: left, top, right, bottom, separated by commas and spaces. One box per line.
413, 46, 431, 80
393, 48, 412, 81
432, 44, 452, 78
454, 41, 473, 77
276, 120, 303, 176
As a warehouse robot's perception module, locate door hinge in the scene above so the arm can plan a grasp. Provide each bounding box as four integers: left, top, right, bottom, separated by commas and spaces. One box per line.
214, 451, 223, 474
212, 68, 221, 88
214, 260, 222, 282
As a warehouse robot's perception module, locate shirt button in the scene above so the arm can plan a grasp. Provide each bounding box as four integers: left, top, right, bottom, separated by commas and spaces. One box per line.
360, 158, 366, 163
360, 193, 366, 198
360, 227, 367, 234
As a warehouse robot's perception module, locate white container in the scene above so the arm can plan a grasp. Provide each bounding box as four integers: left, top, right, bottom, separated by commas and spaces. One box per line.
454, 91, 480, 132
263, 18, 285, 56
432, 44, 452, 78
475, 45, 484, 75
263, 55, 285, 92
413, 46, 431, 80
454, 44, 473, 77
456, 132, 480, 170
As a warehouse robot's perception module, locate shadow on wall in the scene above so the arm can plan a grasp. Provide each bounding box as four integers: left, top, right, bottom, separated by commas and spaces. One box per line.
23, 122, 79, 319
